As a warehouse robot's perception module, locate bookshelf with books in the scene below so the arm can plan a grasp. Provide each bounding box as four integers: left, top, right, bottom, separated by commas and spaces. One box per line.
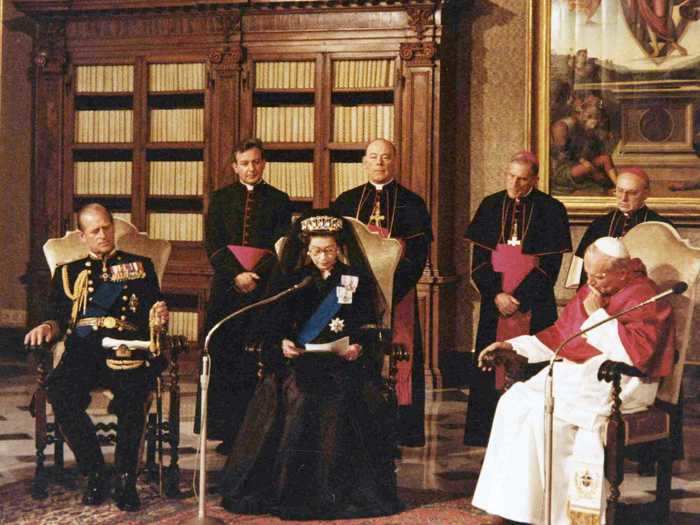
245, 58, 318, 211
67, 63, 136, 227
145, 61, 207, 258
21, 0, 462, 383
330, 58, 398, 148
162, 293, 204, 345
325, 57, 398, 205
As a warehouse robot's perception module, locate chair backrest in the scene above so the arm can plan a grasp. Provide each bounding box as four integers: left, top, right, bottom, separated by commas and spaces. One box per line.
42, 218, 171, 285
345, 217, 403, 329
623, 221, 700, 405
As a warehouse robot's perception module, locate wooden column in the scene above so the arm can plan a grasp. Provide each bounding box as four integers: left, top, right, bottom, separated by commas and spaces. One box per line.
400, 4, 457, 389
26, 18, 67, 326
208, 12, 243, 191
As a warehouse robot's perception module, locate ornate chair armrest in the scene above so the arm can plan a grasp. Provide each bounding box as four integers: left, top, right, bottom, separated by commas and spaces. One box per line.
597, 360, 645, 383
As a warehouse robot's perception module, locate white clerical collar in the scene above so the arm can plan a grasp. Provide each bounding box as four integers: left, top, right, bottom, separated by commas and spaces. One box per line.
242, 182, 255, 191
370, 179, 394, 191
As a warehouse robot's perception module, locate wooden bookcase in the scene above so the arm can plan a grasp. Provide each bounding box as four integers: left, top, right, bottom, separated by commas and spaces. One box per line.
16, 0, 464, 386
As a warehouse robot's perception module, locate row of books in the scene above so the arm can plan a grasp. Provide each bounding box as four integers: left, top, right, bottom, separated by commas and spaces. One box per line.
74, 161, 132, 195
255, 106, 315, 143
149, 63, 206, 92
75, 110, 134, 143
333, 59, 395, 89
150, 108, 204, 142
149, 161, 204, 196
332, 162, 366, 198
148, 212, 203, 242
255, 61, 315, 90
74, 163, 367, 199
332, 105, 394, 142
113, 212, 133, 224
76, 65, 134, 93
169, 310, 199, 342
264, 162, 314, 198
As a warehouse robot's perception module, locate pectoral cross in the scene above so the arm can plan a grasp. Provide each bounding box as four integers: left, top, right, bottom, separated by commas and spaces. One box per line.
369, 200, 385, 227
507, 219, 521, 246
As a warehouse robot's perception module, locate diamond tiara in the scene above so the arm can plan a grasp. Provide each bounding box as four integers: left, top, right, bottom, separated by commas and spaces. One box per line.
300, 215, 343, 233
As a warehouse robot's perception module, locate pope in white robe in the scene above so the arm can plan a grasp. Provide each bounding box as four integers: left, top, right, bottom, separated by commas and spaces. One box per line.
471, 237, 675, 525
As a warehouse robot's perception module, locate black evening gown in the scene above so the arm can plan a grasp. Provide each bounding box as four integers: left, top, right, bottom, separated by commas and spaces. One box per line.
219, 262, 402, 520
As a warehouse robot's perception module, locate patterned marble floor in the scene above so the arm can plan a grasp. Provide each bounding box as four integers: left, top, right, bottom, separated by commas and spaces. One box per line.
0, 349, 698, 523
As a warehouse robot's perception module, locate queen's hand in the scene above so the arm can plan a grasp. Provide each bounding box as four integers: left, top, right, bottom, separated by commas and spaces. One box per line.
282, 338, 304, 359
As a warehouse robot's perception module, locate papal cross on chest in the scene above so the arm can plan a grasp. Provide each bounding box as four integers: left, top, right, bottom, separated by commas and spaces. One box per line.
507, 220, 521, 246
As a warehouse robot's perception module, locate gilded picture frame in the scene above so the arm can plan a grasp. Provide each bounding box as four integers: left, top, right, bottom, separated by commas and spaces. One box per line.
532, 0, 700, 221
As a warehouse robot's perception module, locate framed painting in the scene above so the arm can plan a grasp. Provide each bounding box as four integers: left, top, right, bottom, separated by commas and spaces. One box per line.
532, 0, 700, 220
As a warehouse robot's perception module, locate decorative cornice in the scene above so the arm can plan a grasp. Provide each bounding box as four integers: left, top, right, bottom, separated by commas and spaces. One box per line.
406, 4, 434, 40
34, 17, 67, 74
220, 11, 242, 41
399, 41, 437, 65
63, 8, 242, 40
249, 0, 438, 9
15, 0, 442, 16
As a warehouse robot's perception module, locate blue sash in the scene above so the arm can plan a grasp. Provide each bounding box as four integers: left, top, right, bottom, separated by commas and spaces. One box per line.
297, 287, 341, 345
75, 280, 124, 338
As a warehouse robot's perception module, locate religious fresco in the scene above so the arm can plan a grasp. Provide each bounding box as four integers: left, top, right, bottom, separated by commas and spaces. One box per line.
541, 0, 700, 204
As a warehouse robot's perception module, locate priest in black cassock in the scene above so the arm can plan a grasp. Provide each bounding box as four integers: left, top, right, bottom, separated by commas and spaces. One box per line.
463, 151, 571, 446
574, 168, 674, 286
332, 138, 432, 447
196, 138, 292, 453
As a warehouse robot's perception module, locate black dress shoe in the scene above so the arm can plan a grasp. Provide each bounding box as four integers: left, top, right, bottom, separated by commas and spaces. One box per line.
82, 470, 108, 506
114, 473, 140, 512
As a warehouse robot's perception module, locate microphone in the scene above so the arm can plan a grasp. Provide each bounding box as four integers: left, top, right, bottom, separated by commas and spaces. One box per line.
204, 275, 314, 352
191, 274, 313, 524
633, 281, 687, 309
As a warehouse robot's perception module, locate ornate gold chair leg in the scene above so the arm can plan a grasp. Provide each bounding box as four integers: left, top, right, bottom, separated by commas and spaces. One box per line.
164, 336, 185, 497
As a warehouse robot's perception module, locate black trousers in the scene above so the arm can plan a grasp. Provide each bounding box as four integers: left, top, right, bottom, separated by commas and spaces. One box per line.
46, 335, 154, 475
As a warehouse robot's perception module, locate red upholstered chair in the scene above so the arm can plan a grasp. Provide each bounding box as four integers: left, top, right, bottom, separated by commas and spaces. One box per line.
599, 221, 700, 524
29, 218, 188, 499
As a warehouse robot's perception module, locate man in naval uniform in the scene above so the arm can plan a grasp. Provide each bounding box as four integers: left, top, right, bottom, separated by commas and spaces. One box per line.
463, 152, 572, 446
24, 203, 169, 511
332, 138, 432, 447
199, 137, 292, 453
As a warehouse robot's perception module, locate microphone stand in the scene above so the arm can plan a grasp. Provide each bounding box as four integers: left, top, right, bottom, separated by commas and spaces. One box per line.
181, 277, 311, 525
543, 283, 684, 525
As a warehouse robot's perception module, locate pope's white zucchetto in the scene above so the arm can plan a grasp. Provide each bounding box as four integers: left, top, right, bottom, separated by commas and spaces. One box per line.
592, 236, 630, 259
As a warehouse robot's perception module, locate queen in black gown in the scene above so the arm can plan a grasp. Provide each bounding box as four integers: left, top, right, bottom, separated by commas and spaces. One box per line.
219, 211, 402, 520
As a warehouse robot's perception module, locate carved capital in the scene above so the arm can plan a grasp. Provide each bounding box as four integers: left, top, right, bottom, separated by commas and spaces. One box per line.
399, 41, 438, 66
34, 18, 67, 75
406, 5, 434, 40
208, 47, 244, 69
